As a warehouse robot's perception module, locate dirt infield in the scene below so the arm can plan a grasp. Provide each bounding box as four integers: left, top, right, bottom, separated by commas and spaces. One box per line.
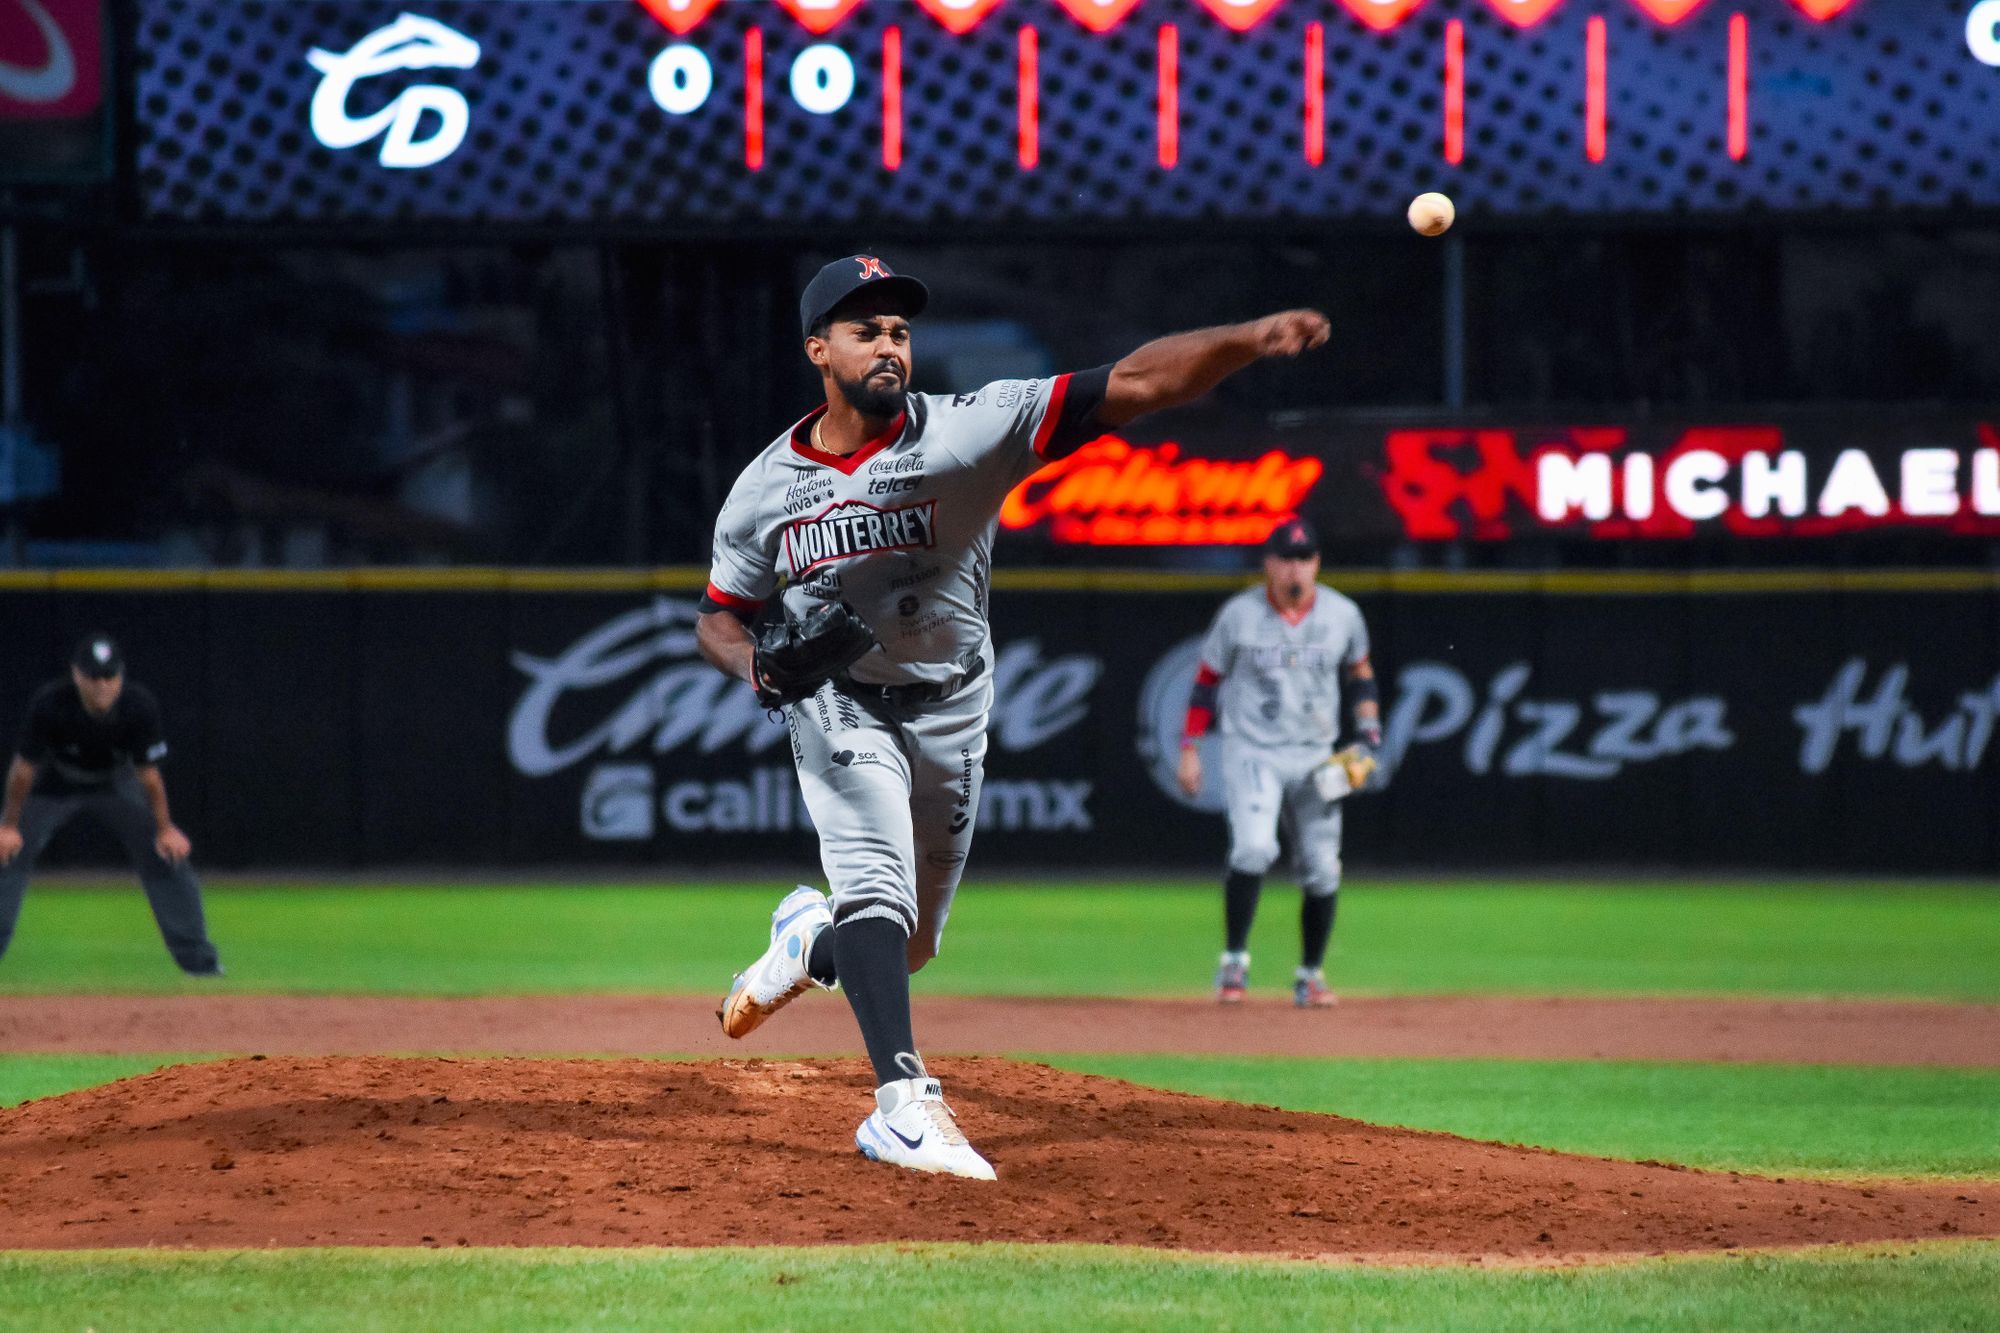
2, 994, 1995, 1066
0, 1056, 1991, 1256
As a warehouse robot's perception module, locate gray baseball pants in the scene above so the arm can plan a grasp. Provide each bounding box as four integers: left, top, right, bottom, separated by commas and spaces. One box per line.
0, 781, 218, 972
787, 665, 991, 973
1220, 737, 1344, 898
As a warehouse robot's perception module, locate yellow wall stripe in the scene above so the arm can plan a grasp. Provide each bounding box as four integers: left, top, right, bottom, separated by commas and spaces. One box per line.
0, 567, 1992, 595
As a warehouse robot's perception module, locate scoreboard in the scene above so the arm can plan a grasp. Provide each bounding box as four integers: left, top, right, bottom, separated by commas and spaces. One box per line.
132, 0, 2000, 226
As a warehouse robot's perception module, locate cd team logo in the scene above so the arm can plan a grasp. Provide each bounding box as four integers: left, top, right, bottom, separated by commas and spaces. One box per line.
307, 13, 480, 169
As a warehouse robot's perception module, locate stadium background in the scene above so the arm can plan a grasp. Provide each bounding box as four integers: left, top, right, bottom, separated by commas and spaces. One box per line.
1, 0, 1998, 1327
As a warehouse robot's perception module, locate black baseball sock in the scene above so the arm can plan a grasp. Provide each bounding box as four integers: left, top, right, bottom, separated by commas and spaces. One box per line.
1224, 871, 1262, 954
833, 916, 919, 1087
806, 927, 838, 987
1301, 892, 1337, 970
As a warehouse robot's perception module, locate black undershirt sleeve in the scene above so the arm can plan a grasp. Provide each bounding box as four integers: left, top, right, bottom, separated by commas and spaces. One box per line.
1040, 364, 1114, 460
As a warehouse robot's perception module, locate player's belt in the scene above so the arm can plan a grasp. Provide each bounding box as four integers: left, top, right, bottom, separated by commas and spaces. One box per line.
837, 652, 987, 710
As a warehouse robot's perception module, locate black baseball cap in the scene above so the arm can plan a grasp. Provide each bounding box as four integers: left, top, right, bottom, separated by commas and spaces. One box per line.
72, 633, 124, 679
1264, 517, 1320, 558
799, 254, 929, 339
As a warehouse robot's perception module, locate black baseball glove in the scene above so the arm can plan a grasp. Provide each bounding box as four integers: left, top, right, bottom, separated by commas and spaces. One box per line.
753, 601, 878, 709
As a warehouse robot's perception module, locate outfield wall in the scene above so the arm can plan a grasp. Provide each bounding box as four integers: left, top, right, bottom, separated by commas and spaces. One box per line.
1, 569, 1995, 873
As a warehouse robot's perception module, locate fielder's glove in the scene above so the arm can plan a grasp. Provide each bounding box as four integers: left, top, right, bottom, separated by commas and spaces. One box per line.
1311, 744, 1379, 802
753, 601, 878, 709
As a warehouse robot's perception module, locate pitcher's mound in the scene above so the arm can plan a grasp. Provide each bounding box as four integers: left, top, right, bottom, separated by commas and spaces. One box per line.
0, 1056, 1990, 1256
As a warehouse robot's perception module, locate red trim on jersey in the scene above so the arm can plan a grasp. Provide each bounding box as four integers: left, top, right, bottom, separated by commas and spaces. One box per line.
1182, 705, 1214, 741
1267, 584, 1318, 626
703, 582, 764, 614
1031, 373, 1073, 458
789, 406, 909, 475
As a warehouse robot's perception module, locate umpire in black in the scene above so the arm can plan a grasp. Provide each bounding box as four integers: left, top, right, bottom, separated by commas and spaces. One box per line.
0, 634, 221, 975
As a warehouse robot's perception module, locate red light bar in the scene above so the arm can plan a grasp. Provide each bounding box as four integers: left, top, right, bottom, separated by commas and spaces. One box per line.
1585, 16, 1606, 163
1340, 0, 1425, 31
1443, 20, 1464, 165
914, 0, 1003, 34
744, 27, 763, 171
1727, 12, 1748, 159
634, 0, 721, 36
1198, 0, 1283, 31
1630, 0, 1704, 23
882, 27, 902, 170
1055, 0, 1142, 33
1484, 0, 1562, 29
1787, 0, 1855, 20
774, 0, 864, 35
1157, 24, 1180, 169
1018, 25, 1040, 168
1304, 22, 1324, 166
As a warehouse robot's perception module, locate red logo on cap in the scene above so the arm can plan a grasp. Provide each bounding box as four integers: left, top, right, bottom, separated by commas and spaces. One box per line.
854, 256, 892, 279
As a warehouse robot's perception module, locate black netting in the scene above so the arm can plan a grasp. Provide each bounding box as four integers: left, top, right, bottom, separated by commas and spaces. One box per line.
131, 0, 2000, 225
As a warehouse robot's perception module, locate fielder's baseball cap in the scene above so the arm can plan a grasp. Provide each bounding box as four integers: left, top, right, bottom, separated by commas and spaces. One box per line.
800, 255, 929, 339
1264, 517, 1320, 558
72, 633, 124, 679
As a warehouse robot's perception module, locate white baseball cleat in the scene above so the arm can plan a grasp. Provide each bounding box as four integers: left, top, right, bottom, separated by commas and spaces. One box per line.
856, 1075, 997, 1181
718, 885, 833, 1039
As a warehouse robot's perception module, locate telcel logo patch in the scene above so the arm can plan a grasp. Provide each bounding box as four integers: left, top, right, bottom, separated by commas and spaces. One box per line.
307, 13, 479, 169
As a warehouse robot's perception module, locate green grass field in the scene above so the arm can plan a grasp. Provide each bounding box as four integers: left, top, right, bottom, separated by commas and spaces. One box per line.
2, 878, 1995, 1329
1047, 1056, 2000, 1179
1, 1243, 1997, 1333
0, 1054, 208, 1109
4, 879, 1996, 998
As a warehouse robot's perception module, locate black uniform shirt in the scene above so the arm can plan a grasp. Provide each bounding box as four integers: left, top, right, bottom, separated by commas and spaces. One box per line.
14, 679, 169, 796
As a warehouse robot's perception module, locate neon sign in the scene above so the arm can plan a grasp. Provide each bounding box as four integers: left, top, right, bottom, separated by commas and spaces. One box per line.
1001, 436, 1323, 546
1379, 425, 2000, 540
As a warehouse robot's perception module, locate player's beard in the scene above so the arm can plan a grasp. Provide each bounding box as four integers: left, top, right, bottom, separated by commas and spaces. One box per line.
1284, 581, 1306, 604
835, 362, 908, 420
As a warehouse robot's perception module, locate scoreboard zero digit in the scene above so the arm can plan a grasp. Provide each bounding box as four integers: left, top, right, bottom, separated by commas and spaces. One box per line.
133, 0, 2000, 226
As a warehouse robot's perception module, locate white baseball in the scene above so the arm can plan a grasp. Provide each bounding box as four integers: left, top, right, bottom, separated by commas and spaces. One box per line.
1407, 192, 1455, 237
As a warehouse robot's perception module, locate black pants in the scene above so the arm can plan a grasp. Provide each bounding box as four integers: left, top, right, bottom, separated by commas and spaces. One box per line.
0, 782, 218, 972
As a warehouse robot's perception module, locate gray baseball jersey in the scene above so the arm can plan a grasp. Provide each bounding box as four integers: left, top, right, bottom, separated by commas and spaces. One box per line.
703, 370, 1110, 944
707, 377, 1103, 689
1197, 585, 1371, 753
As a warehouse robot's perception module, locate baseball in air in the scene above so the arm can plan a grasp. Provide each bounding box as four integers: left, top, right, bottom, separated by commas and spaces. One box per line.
1407, 192, 1455, 237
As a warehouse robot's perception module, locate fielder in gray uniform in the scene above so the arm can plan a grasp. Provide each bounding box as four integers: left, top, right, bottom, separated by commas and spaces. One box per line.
1177, 519, 1378, 1008
699, 254, 1329, 1179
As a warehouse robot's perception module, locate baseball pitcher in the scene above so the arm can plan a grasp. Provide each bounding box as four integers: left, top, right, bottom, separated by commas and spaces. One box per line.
1178, 519, 1379, 1008
699, 254, 1328, 1179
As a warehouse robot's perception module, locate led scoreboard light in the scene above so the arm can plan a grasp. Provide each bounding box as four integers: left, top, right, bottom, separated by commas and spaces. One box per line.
133, 0, 2000, 225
